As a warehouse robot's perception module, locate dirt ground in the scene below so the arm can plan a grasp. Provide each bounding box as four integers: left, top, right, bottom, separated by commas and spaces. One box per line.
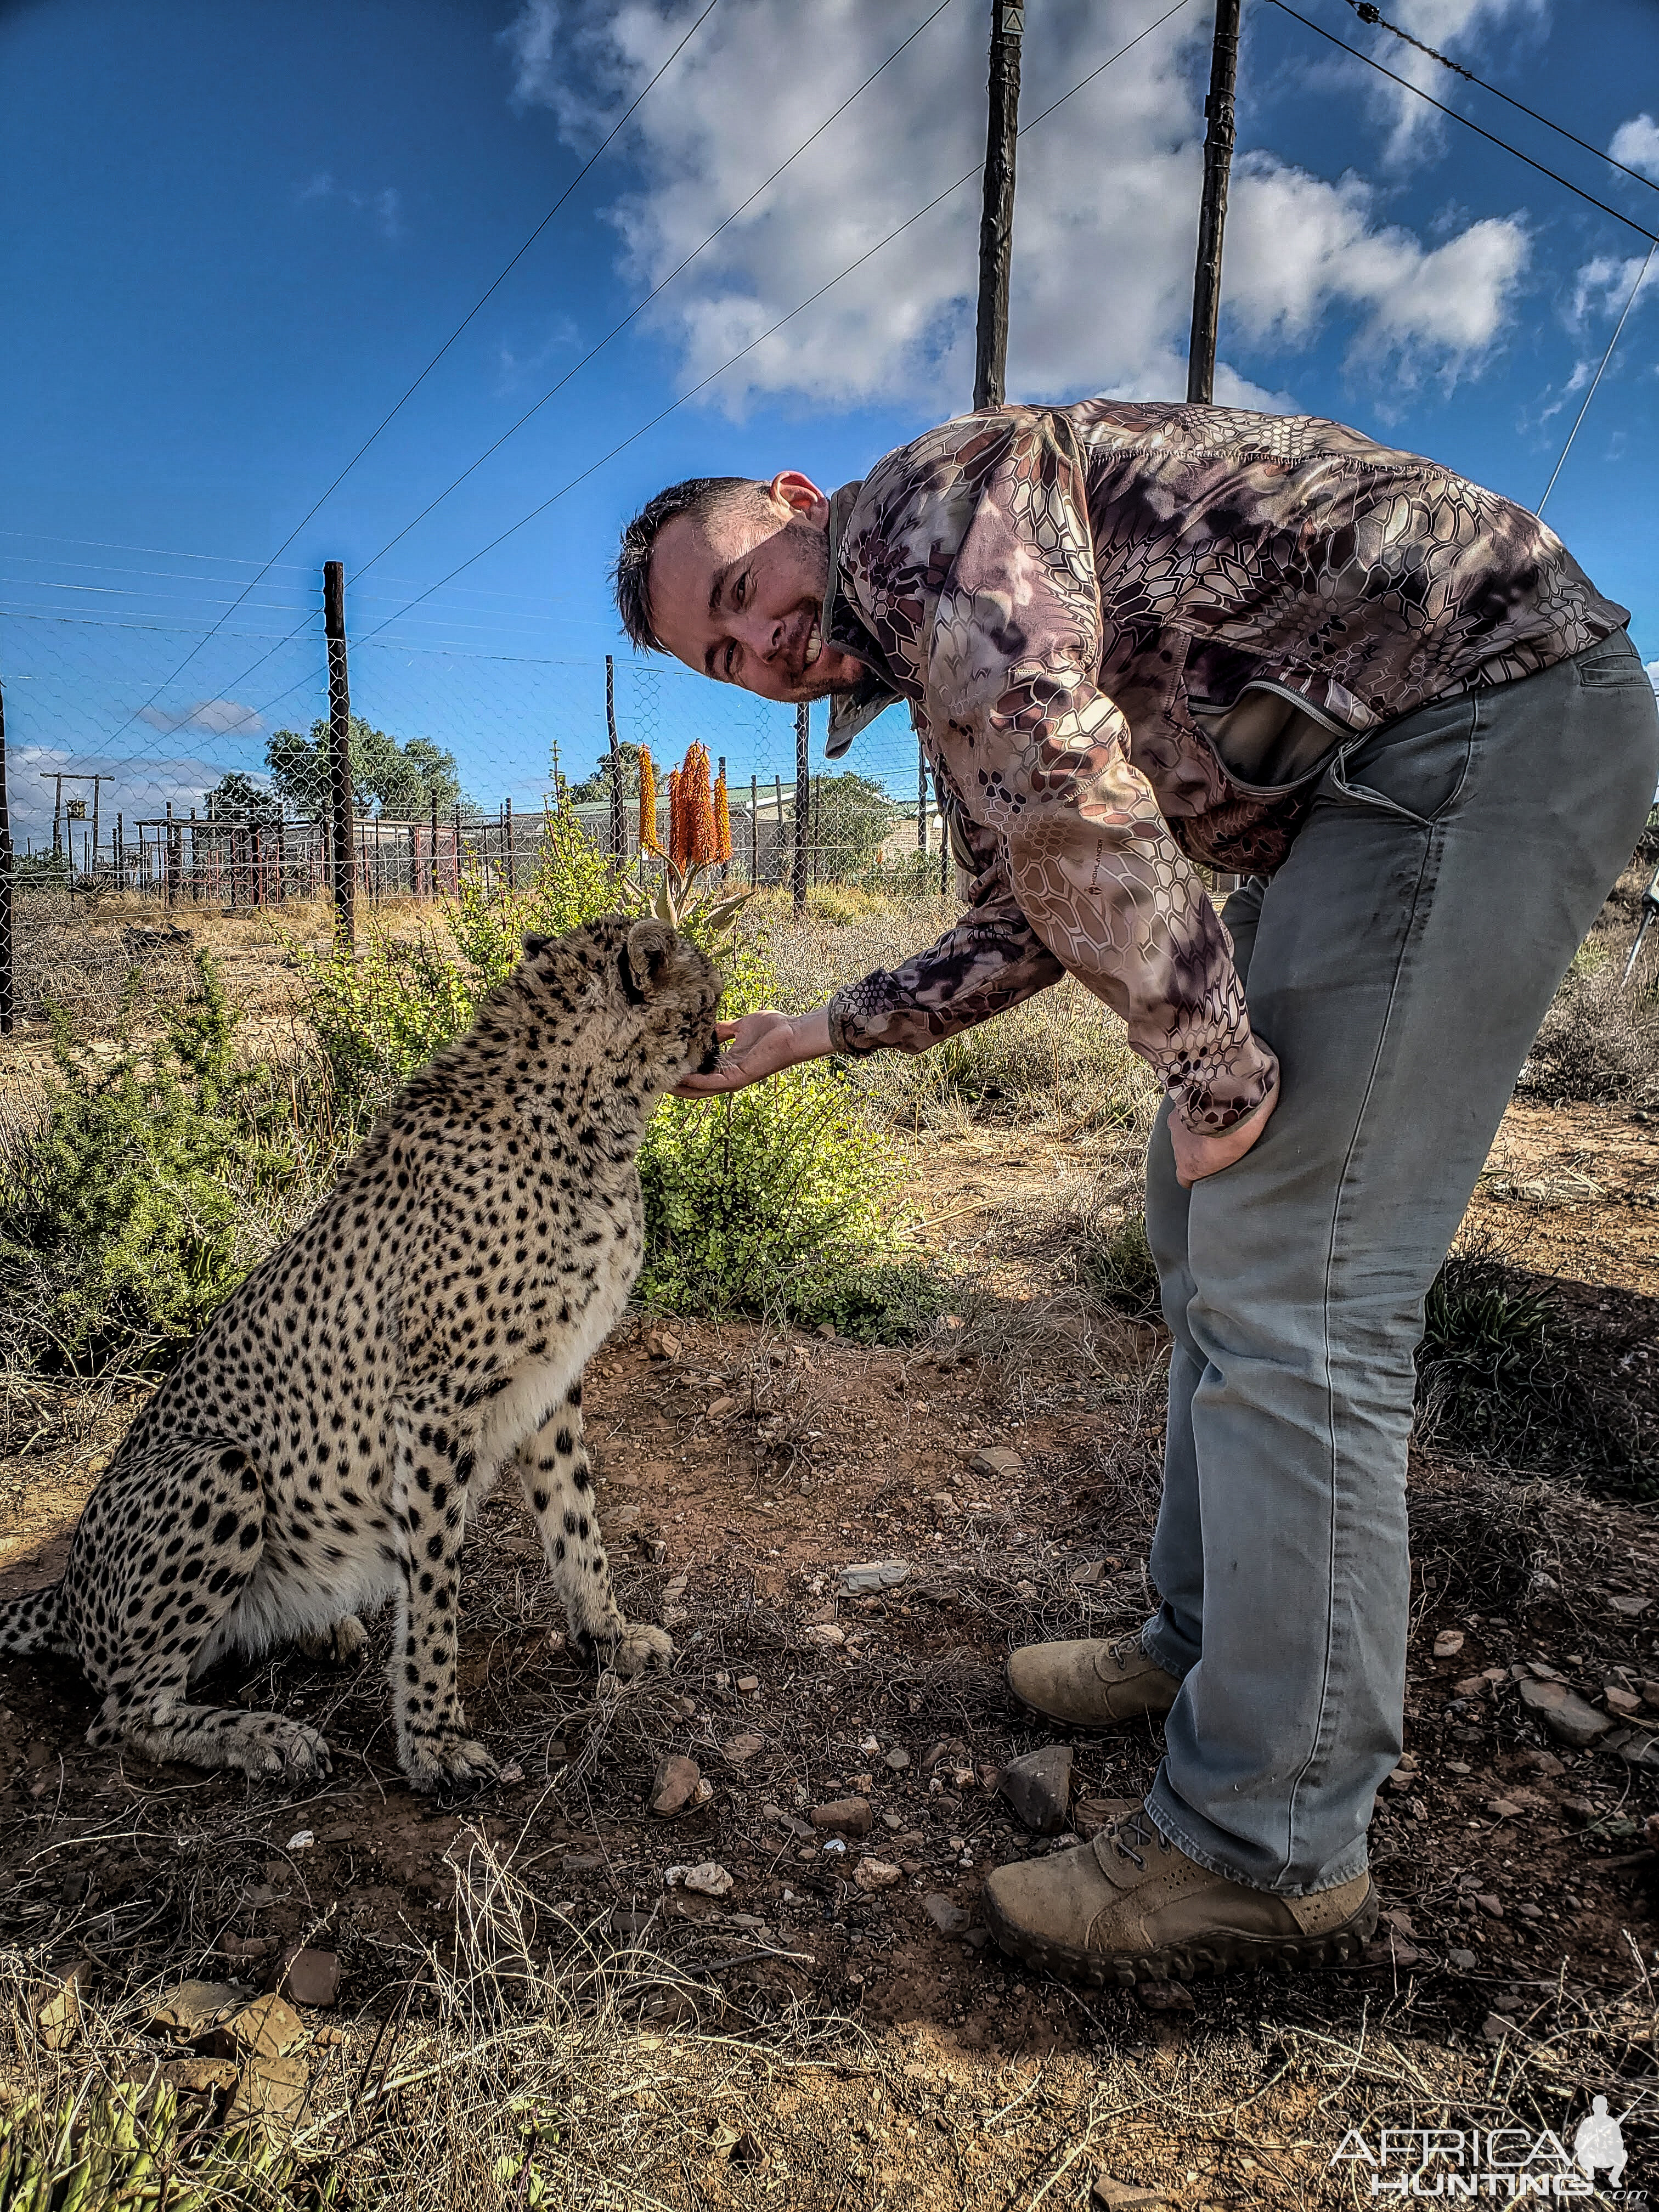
4, 896, 1659, 2205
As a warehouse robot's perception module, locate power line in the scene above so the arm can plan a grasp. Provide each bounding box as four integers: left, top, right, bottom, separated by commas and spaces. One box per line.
229, 0, 1192, 727
349, 0, 961, 585
98, 0, 724, 748
1342, 0, 1659, 199
1537, 241, 1657, 516
1266, 0, 1658, 245
189, 0, 966, 728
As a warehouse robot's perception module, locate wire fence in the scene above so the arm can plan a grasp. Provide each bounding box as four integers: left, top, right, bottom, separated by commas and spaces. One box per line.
0, 574, 950, 1020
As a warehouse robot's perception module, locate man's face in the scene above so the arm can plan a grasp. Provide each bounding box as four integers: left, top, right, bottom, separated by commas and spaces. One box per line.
648, 471, 870, 702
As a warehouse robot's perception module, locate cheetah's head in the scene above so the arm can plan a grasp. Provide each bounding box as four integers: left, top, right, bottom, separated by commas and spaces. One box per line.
517, 917, 723, 1096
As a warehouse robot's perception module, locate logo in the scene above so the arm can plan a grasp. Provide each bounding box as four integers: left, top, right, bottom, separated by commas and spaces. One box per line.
1330, 2106, 1641, 2200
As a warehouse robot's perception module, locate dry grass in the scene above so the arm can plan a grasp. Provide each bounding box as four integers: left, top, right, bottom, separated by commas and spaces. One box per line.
9, 1820, 1659, 2208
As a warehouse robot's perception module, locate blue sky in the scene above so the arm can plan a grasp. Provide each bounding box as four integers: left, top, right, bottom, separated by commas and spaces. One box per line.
3, 0, 1656, 846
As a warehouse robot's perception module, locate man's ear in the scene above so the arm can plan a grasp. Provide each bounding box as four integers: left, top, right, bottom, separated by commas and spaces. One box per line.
768, 471, 831, 528
622, 919, 676, 1003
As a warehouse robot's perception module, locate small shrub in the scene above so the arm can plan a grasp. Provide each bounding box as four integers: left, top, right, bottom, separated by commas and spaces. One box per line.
1523, 949, 1659, 1105
0, 956, 318, 1373
0, 2076, 308, 2210
638, 1069, 938, 1338
1074, 1208, 1164, 1323
1415, 1242, 1652, 1492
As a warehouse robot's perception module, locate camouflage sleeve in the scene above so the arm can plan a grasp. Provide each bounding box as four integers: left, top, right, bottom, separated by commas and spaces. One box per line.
827, 794, 1066, 1056
835, 410, 1277, 1133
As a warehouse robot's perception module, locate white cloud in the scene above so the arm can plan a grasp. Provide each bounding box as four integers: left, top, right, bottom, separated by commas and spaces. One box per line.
502, 0, 1530, 417
137, 698, 265, 738
1358, 0, 1548, 167
1610, 112, 1659, 183
1569, 251, 1657, 328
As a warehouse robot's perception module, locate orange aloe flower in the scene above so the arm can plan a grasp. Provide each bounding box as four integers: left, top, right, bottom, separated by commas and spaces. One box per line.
667, 766, 687, 870
681, 742, 719, 868
713, 762, 732, 865
639, 746, 664, 856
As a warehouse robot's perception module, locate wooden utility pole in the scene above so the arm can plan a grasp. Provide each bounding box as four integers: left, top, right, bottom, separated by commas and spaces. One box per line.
792, 703, 810, 914
0, 679, 12, 1036
1187, 0, 1242, 405
323, 560, 356, 951
605, 654, 625, 861
973, 0, 1024, 411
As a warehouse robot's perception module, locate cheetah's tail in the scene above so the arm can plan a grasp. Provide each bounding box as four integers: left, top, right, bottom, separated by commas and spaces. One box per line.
0, 1582, 73, 1658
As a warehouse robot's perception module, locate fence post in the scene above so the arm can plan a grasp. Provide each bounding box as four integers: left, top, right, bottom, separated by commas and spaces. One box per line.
428, 788, 438, 898
323, 560, 356, 953
605, 655, 625, 862
793, 702, 809, 914
974, 0, 1024, 411
0, 676, 12, 1036
749, 774, 759, 885
505, 796, 515, 890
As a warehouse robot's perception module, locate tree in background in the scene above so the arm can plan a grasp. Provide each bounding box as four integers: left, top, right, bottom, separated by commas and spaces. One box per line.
201, 770, 282, 821
567, 740, 642, 804
263, 717, 470, 819
815, 770, 894, 879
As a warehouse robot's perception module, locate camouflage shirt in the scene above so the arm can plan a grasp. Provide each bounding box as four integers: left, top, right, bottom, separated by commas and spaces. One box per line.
820, 401, 1627, 1131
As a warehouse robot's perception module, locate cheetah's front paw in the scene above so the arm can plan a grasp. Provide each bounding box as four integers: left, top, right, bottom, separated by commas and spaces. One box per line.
241, 1716, 332, 1782
611, 1622, 674, 1678
402, 1733, 500, 1792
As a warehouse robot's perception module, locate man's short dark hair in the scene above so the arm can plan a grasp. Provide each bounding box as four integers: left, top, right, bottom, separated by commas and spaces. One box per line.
612, 476, 766, 652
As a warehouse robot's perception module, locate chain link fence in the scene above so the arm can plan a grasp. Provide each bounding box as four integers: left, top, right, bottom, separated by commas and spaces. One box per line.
0, 576, 950, 1025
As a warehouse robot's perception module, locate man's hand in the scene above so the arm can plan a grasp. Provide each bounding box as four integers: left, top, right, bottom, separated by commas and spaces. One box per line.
672, 1006, 834, 1097
1170, 1067, 1280, 1189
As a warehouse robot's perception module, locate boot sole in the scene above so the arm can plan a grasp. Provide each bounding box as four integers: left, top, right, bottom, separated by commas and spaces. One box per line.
983, 1881, 1379, 1990
1003, 1657, 1177, 1731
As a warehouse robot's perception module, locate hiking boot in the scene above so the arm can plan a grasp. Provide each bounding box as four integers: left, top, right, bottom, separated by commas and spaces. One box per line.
983, 1804, 1377, 1988
1006, 1636, 1180, 1728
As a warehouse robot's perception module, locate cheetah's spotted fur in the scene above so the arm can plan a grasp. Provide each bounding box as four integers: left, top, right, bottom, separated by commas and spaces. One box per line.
0, 917, 720, 1791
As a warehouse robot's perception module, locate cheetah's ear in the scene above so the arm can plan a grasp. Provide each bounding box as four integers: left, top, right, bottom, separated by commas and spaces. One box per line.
622, 918, 676, 1003
522, 934, 554, 958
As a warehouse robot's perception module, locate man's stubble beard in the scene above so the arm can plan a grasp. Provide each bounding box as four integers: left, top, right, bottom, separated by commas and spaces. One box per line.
781, 516, 861, 698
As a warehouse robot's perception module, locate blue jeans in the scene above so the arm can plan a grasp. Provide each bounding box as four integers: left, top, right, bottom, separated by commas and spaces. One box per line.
1142, 632, 1659, 1893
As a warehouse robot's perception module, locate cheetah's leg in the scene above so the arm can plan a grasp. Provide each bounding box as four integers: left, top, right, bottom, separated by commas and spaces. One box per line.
74, 1442, 331, 1784
388, 1405, 497, 1791
515, 1383, 673, 1679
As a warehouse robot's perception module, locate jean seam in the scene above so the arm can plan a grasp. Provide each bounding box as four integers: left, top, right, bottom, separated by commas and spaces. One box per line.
1278, 817, 1442, 1881
1146, 1771, 1371, 1897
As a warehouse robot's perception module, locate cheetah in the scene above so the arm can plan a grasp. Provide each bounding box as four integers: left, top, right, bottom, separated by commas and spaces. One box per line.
0, 916, 721, 1791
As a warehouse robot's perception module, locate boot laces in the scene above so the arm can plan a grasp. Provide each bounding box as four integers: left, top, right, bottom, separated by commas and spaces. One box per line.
1108, 1810, 1170, 1872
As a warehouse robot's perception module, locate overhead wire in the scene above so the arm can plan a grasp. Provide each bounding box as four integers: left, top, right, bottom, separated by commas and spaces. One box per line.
1269, 0, 1658, 511
348, 0, 961, 584
190, 0, 974, 730
275, 0, 1195, 694
1341, 0, 1659, 198
1537, 241, 1657, 516
98, 0, 724, 746
1265, 0, 1658, 245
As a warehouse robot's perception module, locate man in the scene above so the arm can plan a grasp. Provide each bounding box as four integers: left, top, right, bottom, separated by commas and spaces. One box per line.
611, 400, 1657, 1988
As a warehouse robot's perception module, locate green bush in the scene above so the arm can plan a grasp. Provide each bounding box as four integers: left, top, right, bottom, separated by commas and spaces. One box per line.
637, 1066, 943, 1338
0, 956, 314, 1373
